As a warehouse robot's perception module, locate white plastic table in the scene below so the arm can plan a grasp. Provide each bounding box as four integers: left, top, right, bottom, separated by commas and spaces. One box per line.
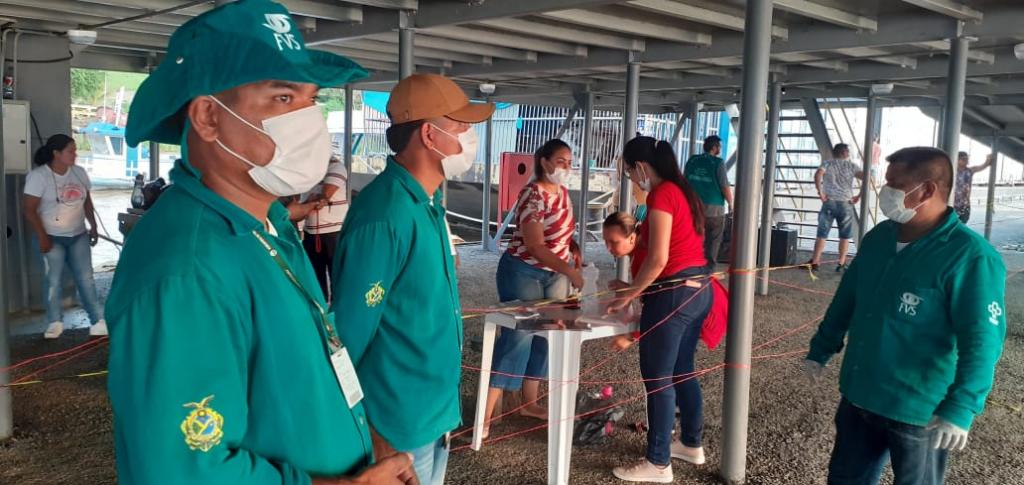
470, 300, 639, 485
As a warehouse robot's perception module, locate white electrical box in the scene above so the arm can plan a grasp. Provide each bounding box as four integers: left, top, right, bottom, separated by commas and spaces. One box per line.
3, 100, 31, 175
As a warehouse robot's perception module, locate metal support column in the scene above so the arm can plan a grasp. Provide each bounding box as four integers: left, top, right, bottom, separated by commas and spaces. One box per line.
800, 98, 835, 160
984, 137, 998, 241
0, 79, 11, 440
149, 141, 160, 180
670, 112, 686, 149
942, 27, 969, 204
398, 10, 415, 79
482, 109, 494, 249
721, 0, 772, 482
689, 103, 702, 157
757, 82, 782, 296
555, 102, 579, 139
618, 56, 640, 281
577, 91, 594, 263
858, 94, 877, 243
344, 85, 354, 200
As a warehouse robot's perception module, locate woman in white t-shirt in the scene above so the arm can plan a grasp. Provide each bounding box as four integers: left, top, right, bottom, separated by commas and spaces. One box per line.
23, 134, 106, 339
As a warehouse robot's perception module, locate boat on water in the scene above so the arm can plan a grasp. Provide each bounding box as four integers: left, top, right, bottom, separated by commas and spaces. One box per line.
75, 121, 177, 188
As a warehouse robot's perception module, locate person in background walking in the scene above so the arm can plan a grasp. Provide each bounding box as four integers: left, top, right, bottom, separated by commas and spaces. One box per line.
805, 146, 1006, 485
810, 143, 867, 272
300, 156, 349, 299
23, 134, 107, 339
683, 135, 731, 268
953, 151, 993, 224
481, 138, 582, 438
610, 136, 711, 483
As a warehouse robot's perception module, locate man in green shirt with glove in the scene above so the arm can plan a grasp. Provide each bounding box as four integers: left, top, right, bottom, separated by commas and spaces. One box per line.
106, 1, 415, 484
331, 73, 493, 485
804, 146, 1006, 484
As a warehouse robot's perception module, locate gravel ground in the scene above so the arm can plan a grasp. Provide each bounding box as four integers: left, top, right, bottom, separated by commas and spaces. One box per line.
1, 245, 1022, 485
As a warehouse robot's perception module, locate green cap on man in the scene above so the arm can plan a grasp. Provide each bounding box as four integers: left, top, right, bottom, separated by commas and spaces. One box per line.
126, 0, 367, 146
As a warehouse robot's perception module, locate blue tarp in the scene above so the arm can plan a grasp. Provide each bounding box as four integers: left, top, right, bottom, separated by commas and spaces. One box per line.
361, 91, 513, 115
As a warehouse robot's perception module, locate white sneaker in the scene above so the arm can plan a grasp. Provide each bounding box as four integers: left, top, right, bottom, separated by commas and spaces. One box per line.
671, 441, 706, 465
89, 320, 108, 337
612, 459, 673, 483
43, 321, 64, 339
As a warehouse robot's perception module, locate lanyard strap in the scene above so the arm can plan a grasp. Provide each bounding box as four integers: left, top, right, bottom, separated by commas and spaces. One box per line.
252, 230, 342, 352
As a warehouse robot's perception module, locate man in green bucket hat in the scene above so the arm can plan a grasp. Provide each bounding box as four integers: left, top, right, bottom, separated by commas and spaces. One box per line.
106, 1, 416, 483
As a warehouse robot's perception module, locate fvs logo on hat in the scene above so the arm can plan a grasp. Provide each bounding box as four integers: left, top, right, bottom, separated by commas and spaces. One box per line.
262, 13, 301, 51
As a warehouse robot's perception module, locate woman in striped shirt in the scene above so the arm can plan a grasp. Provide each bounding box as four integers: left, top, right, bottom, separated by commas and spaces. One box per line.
481, 139, 582, 437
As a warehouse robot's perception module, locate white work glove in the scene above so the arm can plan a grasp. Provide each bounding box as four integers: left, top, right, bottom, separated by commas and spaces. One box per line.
926, 416, 969, 451
801, 359, 825, 382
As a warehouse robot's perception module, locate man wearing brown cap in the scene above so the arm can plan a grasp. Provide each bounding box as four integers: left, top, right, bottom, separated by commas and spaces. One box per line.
331, 73, 494, 485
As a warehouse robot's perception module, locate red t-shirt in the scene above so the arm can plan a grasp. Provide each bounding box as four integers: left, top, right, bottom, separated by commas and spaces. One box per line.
631, 181, 707, 279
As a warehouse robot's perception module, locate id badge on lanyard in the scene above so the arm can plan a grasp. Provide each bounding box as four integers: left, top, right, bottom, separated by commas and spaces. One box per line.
330, 347, 364, 409
253, 230, 363, 408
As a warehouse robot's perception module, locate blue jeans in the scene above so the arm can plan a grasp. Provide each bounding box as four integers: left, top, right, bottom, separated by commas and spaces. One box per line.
490, 252, 570, 391
639, 268, 712, 466
817, 199, 855, 239
828, 399, 948, 485
409, 434, 450, 485
41, 233, 103, 324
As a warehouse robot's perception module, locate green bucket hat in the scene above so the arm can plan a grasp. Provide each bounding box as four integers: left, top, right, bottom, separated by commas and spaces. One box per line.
126, 0, 367, 146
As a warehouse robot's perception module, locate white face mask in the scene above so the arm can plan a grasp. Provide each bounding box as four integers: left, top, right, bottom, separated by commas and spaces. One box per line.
879, 183, 924, 224
633, 163, 653, 192
429, 123, 478, 178
209, 96, 331, 197
547, 167, 570, 187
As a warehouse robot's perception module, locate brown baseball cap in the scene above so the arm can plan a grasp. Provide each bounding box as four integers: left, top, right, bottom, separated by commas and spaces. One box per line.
387, 73, 495, 124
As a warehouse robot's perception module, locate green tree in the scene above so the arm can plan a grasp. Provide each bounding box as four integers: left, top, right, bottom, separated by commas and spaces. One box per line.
70, 68, 103, 104
318, 87, 345, 116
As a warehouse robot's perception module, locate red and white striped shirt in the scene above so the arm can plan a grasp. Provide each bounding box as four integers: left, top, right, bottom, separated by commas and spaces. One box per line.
506, 182, 575, 271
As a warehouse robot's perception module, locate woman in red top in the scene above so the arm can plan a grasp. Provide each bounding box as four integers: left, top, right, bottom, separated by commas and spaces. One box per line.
611, 136, 713, 483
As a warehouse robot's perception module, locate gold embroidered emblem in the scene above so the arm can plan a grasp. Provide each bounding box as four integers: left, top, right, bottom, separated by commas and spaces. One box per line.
180, 395, 224, 452
365, 281, 385, 307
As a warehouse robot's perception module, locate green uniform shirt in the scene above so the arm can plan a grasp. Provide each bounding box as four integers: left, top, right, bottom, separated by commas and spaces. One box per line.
331, 157, 462, 451
684, 153, 727, 209
107, 159, 372, 485
807, 210, 1007, 429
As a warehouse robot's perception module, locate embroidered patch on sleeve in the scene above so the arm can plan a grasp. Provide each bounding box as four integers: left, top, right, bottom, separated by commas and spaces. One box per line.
181, 395, 224, 452
365, 281, 385, 307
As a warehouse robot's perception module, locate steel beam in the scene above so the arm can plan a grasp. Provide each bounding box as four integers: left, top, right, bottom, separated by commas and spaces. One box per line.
368, 33, 539, 62
476, 18, 645, 52
398, 10, 414, 79
901, 0, 983, 21
342, 0, 417, 8
914, 40, 994, 64
774, 0, 877, 30
344, 85, 354, 200
941, 32, 970, 204
482, 109, 494, 249
334, 39, 487, 64
801, 98, 835, 159
0, 41, 11, 440
541, 7, 712, 45
688, 103, 701, 157
577, 91, 595, 262
618, 57, 640, 281
722, 0, 772, 482
444, 9, 970, 78
306, 0, 623, 43
628, 0, 788, 39
424, 25, 587, 57
858, 94, 878, 243
984, 136, 997, 241
758, 81, 782, 296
